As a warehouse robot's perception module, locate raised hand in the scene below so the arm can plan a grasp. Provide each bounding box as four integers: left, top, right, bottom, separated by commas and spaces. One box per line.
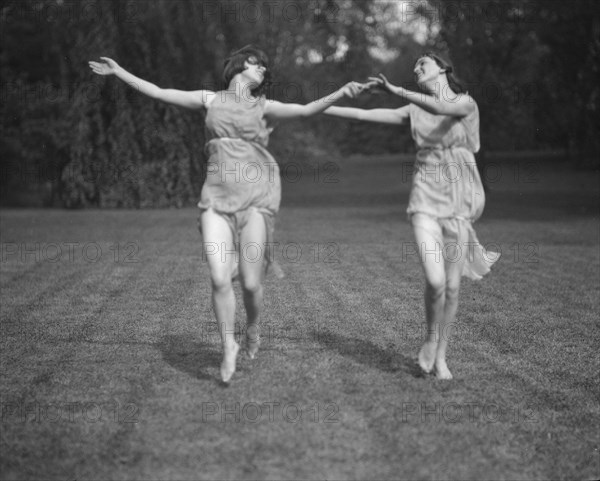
88, 57, 120, 76
367, 74, 402, 96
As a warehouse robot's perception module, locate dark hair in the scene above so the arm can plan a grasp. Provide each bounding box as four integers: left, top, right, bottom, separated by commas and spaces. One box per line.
222, 45, 271, 97
416, 52, 466, 94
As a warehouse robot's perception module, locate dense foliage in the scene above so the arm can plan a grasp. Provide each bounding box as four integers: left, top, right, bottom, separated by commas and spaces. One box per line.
1, 0, 598, 207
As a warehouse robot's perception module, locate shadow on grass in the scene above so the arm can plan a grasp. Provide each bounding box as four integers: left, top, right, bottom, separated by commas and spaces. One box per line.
156, 334, 223, 385
311, 329, 425, 379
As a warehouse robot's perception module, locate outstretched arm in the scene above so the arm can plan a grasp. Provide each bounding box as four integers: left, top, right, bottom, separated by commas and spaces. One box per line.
371, 74, 475, 116
88, 57, 214, 109
324, 105, 410, 125
264, 82, 368, 120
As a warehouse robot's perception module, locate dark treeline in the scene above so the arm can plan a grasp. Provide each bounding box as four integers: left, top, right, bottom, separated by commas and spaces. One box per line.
1, 0, 598, 207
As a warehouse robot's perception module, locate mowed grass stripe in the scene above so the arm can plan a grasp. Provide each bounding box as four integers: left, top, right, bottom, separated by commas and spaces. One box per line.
73, 255, 209, 480
1, 155, 599, 480
1, 255, 175, 479
1, 258, 128, 408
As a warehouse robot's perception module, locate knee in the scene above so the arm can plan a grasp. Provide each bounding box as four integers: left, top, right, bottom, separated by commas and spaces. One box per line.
211, 272, 232, 293
425, 276, 446, 299
445, 281, 460, 302
241, 275, 262, 295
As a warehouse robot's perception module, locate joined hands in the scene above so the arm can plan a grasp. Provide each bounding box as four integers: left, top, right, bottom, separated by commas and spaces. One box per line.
341, 74, 401, 99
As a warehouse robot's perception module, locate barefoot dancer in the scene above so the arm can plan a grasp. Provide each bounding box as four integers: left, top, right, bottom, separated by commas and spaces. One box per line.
325, 52, 499, 379
89, 46, 363, 383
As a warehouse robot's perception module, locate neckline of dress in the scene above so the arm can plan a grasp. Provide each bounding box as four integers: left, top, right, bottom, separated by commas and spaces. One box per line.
207, 92, 262, 109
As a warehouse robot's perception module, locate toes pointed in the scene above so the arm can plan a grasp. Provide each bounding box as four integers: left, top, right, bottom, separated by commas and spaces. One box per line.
220, 343, 240, 383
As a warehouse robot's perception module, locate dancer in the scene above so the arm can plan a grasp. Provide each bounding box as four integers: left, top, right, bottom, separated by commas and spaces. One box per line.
324, 52, 499, 379
89, 46, 364, 383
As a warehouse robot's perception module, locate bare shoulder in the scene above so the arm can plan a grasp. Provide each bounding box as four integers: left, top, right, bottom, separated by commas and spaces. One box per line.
440, 92, 478, 118
183, 89, 217, 109
387, 105, 411, 124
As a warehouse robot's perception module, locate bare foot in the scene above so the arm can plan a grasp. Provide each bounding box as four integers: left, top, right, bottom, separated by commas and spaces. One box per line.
220, 342, 240, 383
247, 337, 260, 360
246, 325, 260, 360
418, 341, 437, 373
434, 358, 453, 380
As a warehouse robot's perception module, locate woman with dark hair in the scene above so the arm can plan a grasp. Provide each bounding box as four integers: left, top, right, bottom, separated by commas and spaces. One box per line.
325, 52, 500, 379
89, 46, 363, 383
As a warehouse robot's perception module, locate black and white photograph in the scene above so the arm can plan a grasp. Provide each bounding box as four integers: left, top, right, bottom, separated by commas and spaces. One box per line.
1, 0, 599, 479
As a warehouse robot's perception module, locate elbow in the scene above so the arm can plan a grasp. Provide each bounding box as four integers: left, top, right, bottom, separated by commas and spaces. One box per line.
148, 87, 163, 100
153, 89, 163, 100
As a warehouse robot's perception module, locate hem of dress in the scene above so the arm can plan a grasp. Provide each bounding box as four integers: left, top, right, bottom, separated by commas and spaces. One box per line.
408, 210, 500, 280
407, 210, 472, 223
197, 204, 284, 280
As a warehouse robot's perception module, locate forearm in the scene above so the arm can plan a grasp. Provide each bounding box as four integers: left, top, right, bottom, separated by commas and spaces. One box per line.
113, 67, 162, 99
323, 106, 365, 120
300, 88, 347, 117
325, 105, 409, 125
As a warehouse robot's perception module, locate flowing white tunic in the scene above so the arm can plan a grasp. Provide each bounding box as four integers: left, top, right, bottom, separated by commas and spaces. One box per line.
407, 103, 499, 279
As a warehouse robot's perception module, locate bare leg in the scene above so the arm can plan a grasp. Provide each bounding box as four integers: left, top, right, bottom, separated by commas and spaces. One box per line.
239, 209, 267, 359
201, 208, 240, 383
412, 214, 446, 374
434, 220, 469, 380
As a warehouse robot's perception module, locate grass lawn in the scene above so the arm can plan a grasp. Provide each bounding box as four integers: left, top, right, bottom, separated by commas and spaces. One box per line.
1, 154, 599, 480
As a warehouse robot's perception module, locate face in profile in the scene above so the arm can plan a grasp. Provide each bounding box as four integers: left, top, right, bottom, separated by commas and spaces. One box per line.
413, 56, 444, 86
242, 55, 267, 87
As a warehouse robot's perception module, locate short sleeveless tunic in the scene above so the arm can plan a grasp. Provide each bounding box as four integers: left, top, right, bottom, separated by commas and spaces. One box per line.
198, 92, 282, 277
407, 103, 499, 279
199, 93, 280, 215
